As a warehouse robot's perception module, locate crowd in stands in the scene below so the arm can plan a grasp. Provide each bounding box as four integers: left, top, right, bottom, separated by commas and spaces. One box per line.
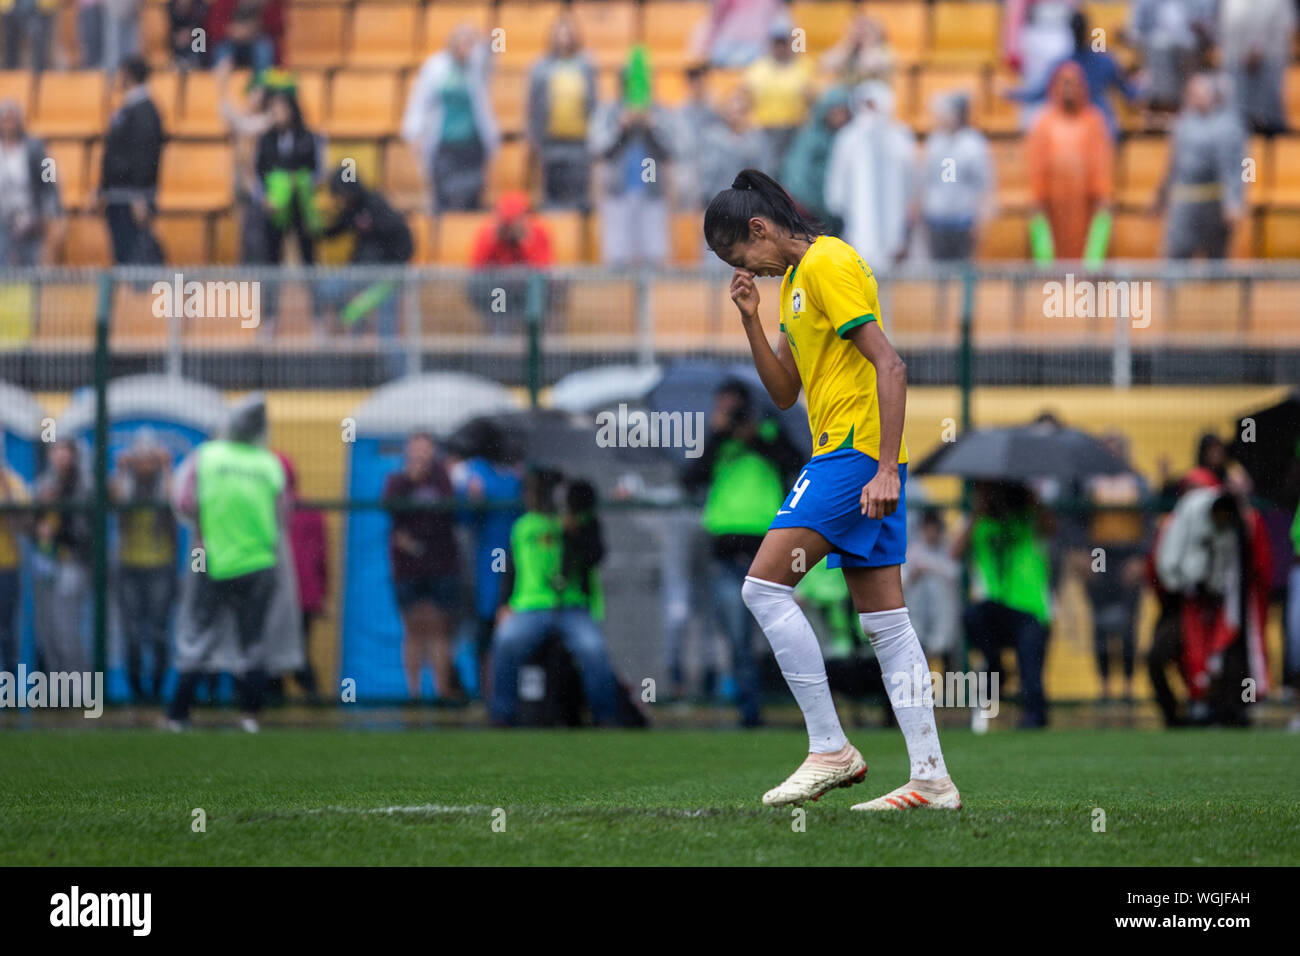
0, 0, 1294, 275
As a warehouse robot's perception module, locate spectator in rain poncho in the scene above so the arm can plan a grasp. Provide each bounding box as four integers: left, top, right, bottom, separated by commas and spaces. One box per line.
168, 394, 303, 731
824, 81, 916, 272
1156, 72, 1246, 260
779, 86, 851, 236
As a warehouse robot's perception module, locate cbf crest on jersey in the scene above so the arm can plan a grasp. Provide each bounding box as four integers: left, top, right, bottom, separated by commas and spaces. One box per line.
791, 287, 805, 314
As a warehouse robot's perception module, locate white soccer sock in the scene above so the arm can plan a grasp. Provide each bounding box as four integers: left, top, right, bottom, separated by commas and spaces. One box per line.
742, 575, 848, 754
860, 608, 949, 782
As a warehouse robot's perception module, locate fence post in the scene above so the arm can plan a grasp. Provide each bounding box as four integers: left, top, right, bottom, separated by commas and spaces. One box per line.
525, 271, 544, 408
92, 272, 113, 679
957, 266, 976, 675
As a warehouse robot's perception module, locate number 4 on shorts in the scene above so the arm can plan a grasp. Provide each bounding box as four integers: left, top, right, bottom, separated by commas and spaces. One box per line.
789, 470, 810, 509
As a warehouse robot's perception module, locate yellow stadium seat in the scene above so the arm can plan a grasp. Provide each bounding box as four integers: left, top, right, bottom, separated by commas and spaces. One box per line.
978, 68, 1021, 133
61, 214, 112, 266
1111, 210, 1162, 258
1229, 211, 1256, 259
563, 277, 636, 336
326, 71, 400, 137
434, 211, 493, 264
1246, 280, 1300, 345
154, 212, 211, 265
1261, 210, 1300, 257
1244, 134, 1268, 207
421, 3, 493, 58
652, 66, 689, 105
650, 278, 714, 346
295, 71, 328, 128
929, 1, 1000, 65
976, 212, 1029, 260
643, 1, 708, 69
157, 142, 235, 212
286, 6, 349, 69
349, 3, 423, 67
670, 210, 701, 264
882, 279, 950, 341
571, 1, 638, 69
45, 141, 88, 211
1117, 136, 1169, 208
1167, 280, 1243, 342
1264, 136, 1300, 206
1286, 66, 1300, 131
212, 212, 239, 263
409, 212, 435, 263
490, 67, 529, 136
0, 71, 34, 115
36, 283, 97, 344
972, 279, 1029, 347
536, 209, 585, 264
486, 139, 530, 201
862, 1, 927, 66
110, 285, 165, 348
494, 2, 565, 67
788, 2, 856, 58
990, 137, 1030, 210
31, 71, 107, 138
173, 70, 225, 137
384, 140, 426, 212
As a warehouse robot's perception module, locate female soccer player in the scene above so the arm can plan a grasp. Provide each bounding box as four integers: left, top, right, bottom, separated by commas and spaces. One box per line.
703, 169, 961, 810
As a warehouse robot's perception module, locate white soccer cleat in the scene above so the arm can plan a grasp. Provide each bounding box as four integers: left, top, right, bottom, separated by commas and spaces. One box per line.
240, 717, 260, 734
761, 744, 868, 807
851, 776, 962, 811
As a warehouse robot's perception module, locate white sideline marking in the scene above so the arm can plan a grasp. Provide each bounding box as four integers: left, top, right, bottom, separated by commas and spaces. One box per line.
309, 804, 489, 816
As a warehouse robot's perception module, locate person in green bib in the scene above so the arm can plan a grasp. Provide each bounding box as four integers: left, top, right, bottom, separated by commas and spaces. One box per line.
489, 468, 619, 726
682, 379, 803, 726
954, 481, 1056, 728
167, 394, 286, 731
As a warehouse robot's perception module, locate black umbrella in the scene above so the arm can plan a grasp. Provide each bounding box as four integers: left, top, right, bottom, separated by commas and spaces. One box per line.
912, 423, 1130, 481
446, 408, 680, 499
1228, 389, 1300, 508
645, 360, 811, 457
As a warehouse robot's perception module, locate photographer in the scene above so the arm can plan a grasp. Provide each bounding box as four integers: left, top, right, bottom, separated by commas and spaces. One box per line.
681, 379, 802, 726
467, 191, 552, 336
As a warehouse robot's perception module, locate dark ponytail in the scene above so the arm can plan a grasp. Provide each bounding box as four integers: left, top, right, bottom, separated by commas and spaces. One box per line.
703, 168, 821, 253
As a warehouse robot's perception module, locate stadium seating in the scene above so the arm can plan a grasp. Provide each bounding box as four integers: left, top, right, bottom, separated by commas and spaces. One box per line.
348, 3, 424, 68
30, 71, 106, 138
156, 142, 235, 212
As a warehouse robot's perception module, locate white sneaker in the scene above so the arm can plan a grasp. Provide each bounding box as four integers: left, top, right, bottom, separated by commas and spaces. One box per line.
761, 744, 867, 807
851, 775, 962, 811
1287, 713, 1300, 734
161, 718, 187, 733
240, 717, 260, 734
971, 709, 990, 734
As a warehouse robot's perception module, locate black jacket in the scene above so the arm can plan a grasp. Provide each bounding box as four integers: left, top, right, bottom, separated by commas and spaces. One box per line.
322, 189, 414, 264
100, 90, 164, 203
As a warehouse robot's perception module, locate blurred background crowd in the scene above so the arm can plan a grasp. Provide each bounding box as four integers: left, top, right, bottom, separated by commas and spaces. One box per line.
0, 0, 1296, 273
0, 1, 1297, 732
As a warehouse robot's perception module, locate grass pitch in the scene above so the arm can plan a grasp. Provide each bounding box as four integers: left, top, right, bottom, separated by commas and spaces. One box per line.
1, 727, 1297, 866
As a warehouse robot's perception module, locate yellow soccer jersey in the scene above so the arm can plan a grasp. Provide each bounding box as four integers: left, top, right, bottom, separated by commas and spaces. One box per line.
778, 235, 909, 463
